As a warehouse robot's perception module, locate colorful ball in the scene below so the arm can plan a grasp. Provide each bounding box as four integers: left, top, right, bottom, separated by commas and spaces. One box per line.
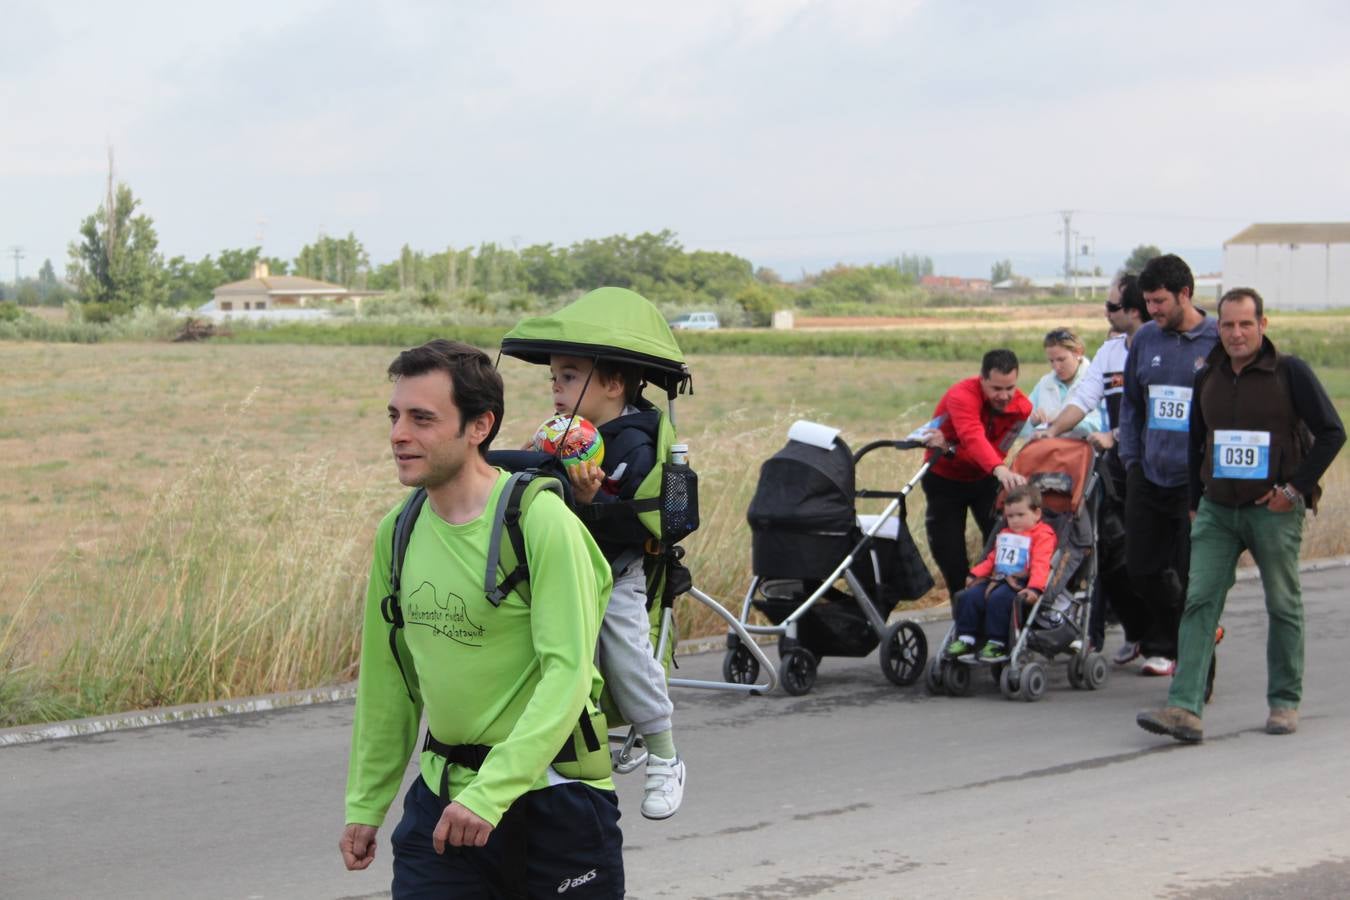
532, 413, 604, 467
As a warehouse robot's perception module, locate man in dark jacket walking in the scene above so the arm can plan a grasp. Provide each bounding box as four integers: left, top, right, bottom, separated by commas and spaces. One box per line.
1137, 288, 1345, 742
1117, 254, 1219, 676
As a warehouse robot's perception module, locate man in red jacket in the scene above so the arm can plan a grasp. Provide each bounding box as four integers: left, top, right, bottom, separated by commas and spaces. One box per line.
922, 348, 1032, 609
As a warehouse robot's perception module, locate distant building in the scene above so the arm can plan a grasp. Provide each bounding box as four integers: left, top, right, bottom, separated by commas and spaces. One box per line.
205, 262, 382, 312
1223, 223, 1350, 309
920, 275, 991, 292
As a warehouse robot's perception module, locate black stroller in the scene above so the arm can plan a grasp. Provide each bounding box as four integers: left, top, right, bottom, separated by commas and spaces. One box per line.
723, 420, 936, 695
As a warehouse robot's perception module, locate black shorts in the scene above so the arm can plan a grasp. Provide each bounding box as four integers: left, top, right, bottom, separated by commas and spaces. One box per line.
391, 776, 624, 899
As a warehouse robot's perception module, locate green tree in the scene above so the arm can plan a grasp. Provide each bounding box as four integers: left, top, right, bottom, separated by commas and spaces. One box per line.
991, 259, 1014, 284
35, 259, 71, 306
734, 283, 781, 327
1124, 244, 1162, 274
66, 178, 166, 320
217, 247, 286, 282
294, 232, 369, 287
520, 243, 575, 297
892, 253, 933, 281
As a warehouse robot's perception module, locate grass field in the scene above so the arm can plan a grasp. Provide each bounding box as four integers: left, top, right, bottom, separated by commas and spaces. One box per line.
3, 326, 1348, 726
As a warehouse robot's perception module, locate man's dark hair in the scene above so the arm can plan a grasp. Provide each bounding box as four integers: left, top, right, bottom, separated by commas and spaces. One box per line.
981, 348, 1019, 378
1217, 286, 1264, 320
387, 339, 504, 457
595, 359, 645, 405
1116, 272, 1147, 318
1138, 253, 1195, 298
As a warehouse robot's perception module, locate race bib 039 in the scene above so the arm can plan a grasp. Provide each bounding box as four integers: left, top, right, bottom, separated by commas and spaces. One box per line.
1147, 384, 1192, 433
1212, 430, 1270, 480
994, 532, 1031, 577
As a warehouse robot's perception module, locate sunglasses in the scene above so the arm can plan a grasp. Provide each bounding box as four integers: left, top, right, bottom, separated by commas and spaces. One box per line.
1104, 302, 1123, 312
1046, 328, 1076, 342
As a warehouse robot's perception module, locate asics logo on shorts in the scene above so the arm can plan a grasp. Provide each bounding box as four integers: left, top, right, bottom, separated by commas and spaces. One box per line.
558, 868, 598, 893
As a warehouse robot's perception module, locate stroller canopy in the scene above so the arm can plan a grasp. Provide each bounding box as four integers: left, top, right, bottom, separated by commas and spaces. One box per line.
747, 435, 856, 535
500, 287, 692, 398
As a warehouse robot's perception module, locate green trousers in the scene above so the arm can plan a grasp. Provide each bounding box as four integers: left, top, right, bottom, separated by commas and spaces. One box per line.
1168, 496, 1306, 716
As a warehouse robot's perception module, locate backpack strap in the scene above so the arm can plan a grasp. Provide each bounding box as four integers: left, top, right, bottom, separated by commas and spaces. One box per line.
484, 471, 563, 606
381, 488, 427, 703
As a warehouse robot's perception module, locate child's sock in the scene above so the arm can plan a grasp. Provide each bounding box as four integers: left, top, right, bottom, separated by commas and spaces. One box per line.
958, 635, 976, 646
644, 729, 676, 760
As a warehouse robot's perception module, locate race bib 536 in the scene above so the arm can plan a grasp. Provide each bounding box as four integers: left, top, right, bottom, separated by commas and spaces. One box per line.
1147, 384, 1192, 433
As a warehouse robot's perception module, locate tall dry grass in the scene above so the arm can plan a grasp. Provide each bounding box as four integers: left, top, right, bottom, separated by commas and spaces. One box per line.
1, 393, 392, 726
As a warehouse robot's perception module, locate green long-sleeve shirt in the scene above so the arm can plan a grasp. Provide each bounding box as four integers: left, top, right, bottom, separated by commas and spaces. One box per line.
345, 470, 614, 828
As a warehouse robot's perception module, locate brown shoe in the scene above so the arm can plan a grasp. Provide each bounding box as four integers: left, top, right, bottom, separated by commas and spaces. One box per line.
1136, 706, 1203, 743
1266, 707, 1299, 735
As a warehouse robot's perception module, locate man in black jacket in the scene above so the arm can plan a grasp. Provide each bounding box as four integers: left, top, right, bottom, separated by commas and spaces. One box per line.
1137, 288, 1345, 743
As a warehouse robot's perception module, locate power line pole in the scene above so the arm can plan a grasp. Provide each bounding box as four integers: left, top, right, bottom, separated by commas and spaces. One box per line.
1058, 210, 1074, 297
8, 245, 24, 287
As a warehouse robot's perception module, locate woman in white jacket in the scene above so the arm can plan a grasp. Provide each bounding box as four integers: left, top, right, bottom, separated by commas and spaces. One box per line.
1022, 327, 1104, 438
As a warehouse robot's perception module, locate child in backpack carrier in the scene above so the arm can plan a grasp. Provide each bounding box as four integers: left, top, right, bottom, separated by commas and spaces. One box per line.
547, 353, 686, 820
946, 485, 1058, 662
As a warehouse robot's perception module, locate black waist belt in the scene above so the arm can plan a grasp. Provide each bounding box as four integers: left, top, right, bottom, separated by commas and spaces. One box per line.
422, 731, 530, 899
422, 714, 599, 801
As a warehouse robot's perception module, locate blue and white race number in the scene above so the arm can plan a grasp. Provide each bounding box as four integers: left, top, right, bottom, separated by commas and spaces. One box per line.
994, 532, 1031, 577
1212, 430, 1270, 479
1147, 384, 1192, 432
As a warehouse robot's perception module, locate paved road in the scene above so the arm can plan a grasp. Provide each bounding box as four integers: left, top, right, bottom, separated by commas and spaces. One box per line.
3, 569, 1349, 899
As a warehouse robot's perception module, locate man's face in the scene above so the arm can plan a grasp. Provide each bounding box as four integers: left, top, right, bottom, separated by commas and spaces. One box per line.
1105, 282, 1130, 332
1144, 286, 1191, 331
387, 370, 485, 489
1218, 296, 1267, 365
980, 368, 1019, 412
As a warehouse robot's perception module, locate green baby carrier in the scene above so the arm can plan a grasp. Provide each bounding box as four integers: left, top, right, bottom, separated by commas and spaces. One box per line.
500, 286, 700, 725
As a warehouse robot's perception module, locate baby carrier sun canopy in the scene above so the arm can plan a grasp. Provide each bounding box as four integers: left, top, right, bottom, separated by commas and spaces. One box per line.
500, 286, 692, 399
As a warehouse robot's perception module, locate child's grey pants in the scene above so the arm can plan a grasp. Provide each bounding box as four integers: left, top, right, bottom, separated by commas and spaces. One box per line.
598, 558, 673, 737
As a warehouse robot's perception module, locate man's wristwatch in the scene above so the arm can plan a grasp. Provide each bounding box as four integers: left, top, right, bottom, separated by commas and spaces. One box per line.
1277, 483, 1301, 504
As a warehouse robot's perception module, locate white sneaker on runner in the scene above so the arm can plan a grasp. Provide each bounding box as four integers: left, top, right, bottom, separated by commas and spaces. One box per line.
641, 754, 686, 820
1140, 656, 1176, 677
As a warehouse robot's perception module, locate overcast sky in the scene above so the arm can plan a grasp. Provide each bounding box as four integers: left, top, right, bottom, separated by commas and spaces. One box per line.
4, 0, 1348, 280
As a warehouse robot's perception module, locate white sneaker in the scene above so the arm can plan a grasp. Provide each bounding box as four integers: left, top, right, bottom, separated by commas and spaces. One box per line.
1140, 656, 1176, 677
641, 754, 686, 820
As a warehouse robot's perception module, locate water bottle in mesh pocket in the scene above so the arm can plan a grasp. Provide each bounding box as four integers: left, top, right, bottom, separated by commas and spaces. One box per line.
661, 463, 700, 542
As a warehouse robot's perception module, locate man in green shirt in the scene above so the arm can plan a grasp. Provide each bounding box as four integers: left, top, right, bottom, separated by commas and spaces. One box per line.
339, 339, 623, 898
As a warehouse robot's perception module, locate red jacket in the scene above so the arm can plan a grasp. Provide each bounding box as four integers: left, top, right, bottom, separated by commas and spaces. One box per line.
970, 520, 1057, 592
927, 376, 1031, 482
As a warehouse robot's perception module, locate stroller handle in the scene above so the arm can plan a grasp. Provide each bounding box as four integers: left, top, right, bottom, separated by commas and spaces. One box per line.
852, 438, 927, 463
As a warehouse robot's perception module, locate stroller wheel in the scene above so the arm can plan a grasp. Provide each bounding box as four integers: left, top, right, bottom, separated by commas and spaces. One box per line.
1019, 662, 1047, 702
779, 648, 818, 696
944, 661, 973, 697
924, 657, 944, 694
989, 662, 1004, 686
1084, 652, 1109, 690
1066, 654, 1085, 690
722, 646, 761, 686
999, 665, 1019, 699
879, 620, 928, 687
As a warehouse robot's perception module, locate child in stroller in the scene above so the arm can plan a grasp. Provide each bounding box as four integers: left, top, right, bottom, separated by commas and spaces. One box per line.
927, 437, 1110, 701
945, 484, 1056, 662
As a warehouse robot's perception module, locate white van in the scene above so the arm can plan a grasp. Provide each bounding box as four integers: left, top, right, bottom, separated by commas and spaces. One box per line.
668, 311, 720, 330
